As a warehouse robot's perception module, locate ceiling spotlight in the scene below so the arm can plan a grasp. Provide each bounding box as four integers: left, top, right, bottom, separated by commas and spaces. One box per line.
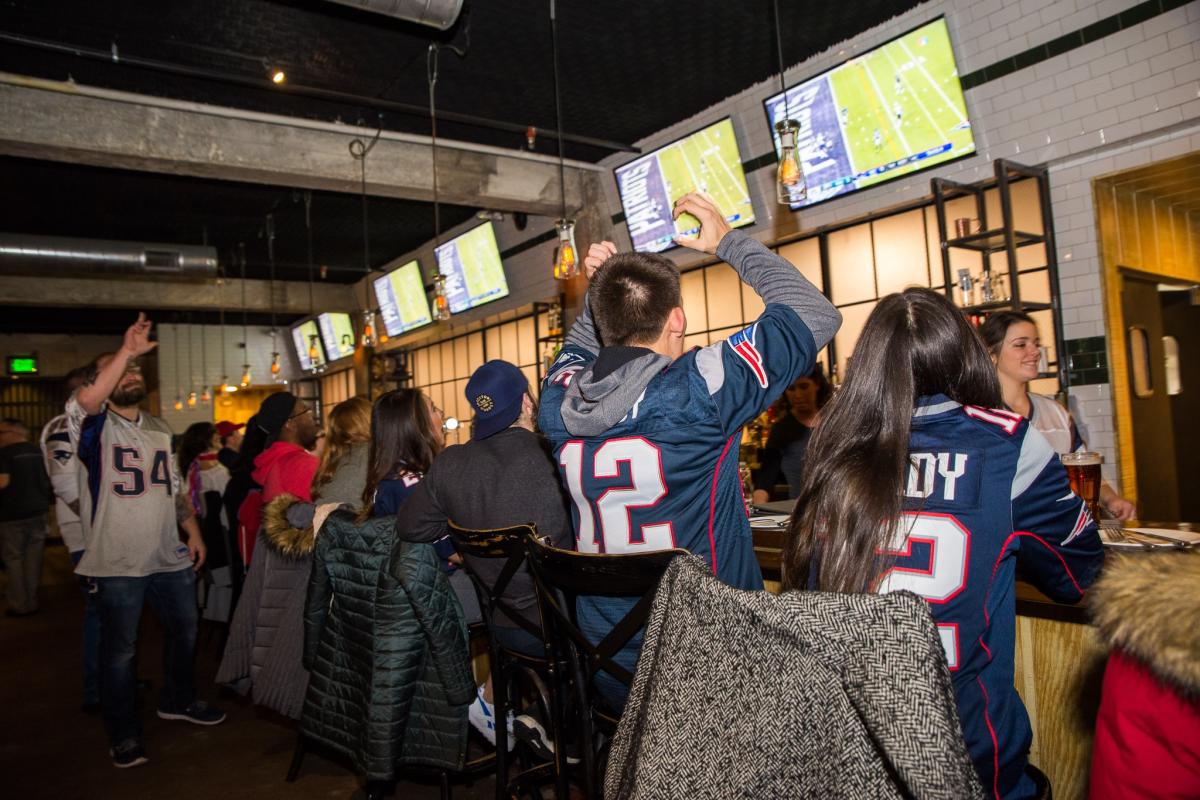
271, 69, 286, 84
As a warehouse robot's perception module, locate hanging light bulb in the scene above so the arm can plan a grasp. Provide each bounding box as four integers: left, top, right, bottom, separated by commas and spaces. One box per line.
221, 376, 238, 394
173, 396, 184, 411
200, 388, 211, 405
553, 218, 580, 280
270, 352, 282, 379
308, 334, 324, 374
774, 120, 807, 206
240, 364, 252, 387
361, 310, 376, 348
433, 274, 451, 322
187, 391, 197, 409
378, 329, 389, 345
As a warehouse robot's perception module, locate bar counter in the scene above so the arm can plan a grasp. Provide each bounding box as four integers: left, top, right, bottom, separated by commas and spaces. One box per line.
751, 522, 1197, 800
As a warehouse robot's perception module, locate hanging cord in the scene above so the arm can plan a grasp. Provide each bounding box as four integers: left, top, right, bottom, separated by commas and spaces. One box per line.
266, 213, 277, 331
173, 320, 181, 400
219, 256, 227, 380
304, 191, 315, 315
186, 314, 194, 396
427, 44, 442, 248
349, 117, 383, 275
772, 0, 791, 122
239, 242, 248, 350
199, 316, 207, 393
550, 0, 566, 218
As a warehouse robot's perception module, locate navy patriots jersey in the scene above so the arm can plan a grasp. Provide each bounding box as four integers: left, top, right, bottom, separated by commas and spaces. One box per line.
540, 303, 819, 702
882, 395, 1103, 799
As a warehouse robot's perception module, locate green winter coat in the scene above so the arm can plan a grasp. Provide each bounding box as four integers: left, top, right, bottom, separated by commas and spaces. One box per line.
301, 508, 475, 779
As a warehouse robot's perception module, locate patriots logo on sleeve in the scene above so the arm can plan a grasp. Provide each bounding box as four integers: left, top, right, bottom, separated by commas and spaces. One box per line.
727, 323, 768, 388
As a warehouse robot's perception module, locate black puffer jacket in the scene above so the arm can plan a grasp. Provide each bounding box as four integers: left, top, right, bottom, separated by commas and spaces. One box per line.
301, 508, 475, 779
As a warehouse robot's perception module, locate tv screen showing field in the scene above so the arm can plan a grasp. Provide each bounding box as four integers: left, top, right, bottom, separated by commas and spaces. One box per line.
374, 260, 432, 337
764, 17, 975, 208
434, 222, 509, 314
291, 319, 324, 371
615, 117, 755, 253
318, 312, 356, 361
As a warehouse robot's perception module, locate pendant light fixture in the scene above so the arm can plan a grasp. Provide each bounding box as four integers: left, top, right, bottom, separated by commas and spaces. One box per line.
304, 191, 325, 374
350, 123, 382, 349
186, 320, 197, 408
772, 0, 807, 206
172, 323, 184, 411
238, 242, 252, 387
428, 45, 451, 322
199, 322, 211, 406
549, 0, 579, 281
265, 213, 285, 384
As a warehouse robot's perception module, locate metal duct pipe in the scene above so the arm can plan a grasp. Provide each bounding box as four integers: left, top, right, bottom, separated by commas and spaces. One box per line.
321, 0, 464, 30
0, 234, 219, 280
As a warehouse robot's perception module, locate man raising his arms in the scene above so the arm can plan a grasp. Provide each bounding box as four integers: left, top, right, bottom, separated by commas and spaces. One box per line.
539, 192, 840, 708
69, 313, 225, 769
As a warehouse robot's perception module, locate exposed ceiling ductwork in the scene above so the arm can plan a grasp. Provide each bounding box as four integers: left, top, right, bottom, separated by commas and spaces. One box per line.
320, 0, 464, 30
0, 234, 218, 280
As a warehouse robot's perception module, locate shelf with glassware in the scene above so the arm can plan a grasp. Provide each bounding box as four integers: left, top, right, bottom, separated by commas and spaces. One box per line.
932, 158, 1067, 389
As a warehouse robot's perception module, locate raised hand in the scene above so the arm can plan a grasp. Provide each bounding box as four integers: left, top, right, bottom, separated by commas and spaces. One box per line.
584, 240, 618, 280
671, 191, 732, 254
121, 312, 157, 357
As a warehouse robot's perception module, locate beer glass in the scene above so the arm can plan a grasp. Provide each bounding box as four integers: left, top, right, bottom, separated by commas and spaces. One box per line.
1061, 451, 1102, 522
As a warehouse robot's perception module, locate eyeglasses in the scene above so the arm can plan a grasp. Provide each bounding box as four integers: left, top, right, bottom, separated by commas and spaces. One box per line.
288, 406, 314, 421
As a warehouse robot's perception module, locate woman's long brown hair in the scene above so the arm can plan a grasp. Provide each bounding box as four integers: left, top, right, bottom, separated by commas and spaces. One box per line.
360, 389, 442, 518
311, 396, 371, 497
781, 288, 1002, 592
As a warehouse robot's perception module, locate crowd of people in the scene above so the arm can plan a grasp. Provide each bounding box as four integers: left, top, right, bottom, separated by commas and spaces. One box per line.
0, 192, 1187, 798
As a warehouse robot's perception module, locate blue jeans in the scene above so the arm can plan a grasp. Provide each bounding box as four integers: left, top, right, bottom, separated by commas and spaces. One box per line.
95, 567, 198, 745
70, 551, 102, 705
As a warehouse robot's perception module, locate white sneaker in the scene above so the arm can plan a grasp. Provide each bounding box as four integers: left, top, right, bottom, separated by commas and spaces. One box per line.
467, 685, 514, 751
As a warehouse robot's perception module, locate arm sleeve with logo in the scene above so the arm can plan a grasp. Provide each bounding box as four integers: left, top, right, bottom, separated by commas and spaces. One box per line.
1010, 425, 1104, 603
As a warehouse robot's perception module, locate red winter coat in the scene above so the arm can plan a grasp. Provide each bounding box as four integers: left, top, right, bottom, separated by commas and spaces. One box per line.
1088, 552, 1200, 800
239, 442, 317, 564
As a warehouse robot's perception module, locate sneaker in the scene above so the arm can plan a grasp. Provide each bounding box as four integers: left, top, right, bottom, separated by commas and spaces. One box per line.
156, 700, 226, 726
512, 715, 582, 764
467, 685, 514, 751
110, 738, 149, 769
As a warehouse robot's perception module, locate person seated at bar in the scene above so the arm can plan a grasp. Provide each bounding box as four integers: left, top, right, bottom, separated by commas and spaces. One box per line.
782, 288, 1104, 800
751, 364, 832, 504
980, 311, 1134, 520
395, 360, 572, 750
539, 191, 840, 710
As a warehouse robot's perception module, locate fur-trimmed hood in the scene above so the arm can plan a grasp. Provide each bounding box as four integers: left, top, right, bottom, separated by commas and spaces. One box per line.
262, 493, 315, 558
1089, 551, 1200, 698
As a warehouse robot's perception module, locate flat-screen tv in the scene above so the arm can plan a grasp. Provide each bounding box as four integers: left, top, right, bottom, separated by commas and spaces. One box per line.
764, 16, 975, 209
614, 117, 755, 254
374, 260, 433, 337
318, 312, 356, 361
434, 222, 509, 314
291, 319, 325, 372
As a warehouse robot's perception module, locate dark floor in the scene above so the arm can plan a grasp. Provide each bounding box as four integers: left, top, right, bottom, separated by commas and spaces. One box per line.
0, 541, 497, 800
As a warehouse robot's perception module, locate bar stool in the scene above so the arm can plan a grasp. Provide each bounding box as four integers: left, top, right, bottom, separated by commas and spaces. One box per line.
524, 538, 686, 798
446, 521, 567, 800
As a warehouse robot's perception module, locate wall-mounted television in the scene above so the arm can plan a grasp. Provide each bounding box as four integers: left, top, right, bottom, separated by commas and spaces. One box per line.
318, 312, 356, 361
291, 319, 325, 372
374, 260, 433, 337
434, 222, 509, 314
764, 16, 975, 209
614, 117, 755, 254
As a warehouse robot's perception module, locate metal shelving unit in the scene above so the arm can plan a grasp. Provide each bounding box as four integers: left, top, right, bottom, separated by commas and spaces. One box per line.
933, 158, 1068, 387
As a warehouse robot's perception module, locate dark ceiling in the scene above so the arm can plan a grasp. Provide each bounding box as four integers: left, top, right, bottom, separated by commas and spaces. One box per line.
0, 0, 924, 332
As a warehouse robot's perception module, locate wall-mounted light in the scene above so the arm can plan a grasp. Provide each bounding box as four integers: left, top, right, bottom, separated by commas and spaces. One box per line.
271, 69, 286, 84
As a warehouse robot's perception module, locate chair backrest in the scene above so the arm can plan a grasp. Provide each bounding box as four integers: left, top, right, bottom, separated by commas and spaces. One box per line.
524, 538, 686, 687
446, 521, 542, 642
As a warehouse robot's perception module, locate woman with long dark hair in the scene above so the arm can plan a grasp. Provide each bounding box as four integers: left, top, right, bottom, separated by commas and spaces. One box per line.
783, 287, 1103, 799
361, 389, 444, 518
979, 311, 1134, 520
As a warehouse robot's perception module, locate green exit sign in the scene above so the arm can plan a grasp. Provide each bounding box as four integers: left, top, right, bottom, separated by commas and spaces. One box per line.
7, 356, 38, 375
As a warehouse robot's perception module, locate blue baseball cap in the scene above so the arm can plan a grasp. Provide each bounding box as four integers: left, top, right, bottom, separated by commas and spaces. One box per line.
466, 360, 528, 440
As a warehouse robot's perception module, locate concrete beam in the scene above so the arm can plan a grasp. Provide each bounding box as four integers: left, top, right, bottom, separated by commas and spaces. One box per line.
0, 274, 354, 314
0, 73, 597, 216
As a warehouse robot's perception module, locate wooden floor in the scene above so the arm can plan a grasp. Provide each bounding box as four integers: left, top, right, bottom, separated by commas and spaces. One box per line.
0, 542, 497, 800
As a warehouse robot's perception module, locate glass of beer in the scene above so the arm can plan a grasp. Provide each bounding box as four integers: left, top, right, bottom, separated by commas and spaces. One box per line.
1061, 451, 1102, 521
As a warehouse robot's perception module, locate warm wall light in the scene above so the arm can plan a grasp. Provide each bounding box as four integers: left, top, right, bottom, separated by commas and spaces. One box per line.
271, 69, 286, 84
553, 219, 579, 280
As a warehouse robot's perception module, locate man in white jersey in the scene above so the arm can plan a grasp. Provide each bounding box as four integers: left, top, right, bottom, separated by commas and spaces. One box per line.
69, 313, 224, 768
41, 366, 101, 712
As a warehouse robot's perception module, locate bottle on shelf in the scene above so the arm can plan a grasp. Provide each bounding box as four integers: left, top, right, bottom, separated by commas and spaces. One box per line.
956, 268, 975, 307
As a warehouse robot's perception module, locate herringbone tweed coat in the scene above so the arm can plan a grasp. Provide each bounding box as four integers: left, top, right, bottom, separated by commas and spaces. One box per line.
606, 555, 983, 799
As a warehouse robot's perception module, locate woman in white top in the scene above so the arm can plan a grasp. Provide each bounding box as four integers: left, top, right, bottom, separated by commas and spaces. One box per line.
980, 311, 1135, 520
